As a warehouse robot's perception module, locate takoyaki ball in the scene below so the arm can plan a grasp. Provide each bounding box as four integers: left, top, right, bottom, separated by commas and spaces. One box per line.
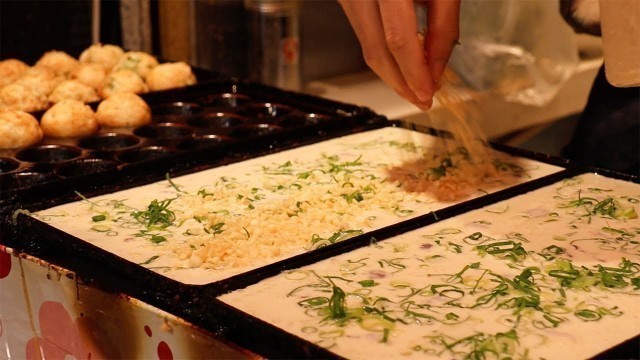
0, 82, 49, 112
19, 66, 64, 95
112, 51, 158, 79
100, 69, 148, 98
35, 50, 80, 78
96, 92, 151, 128
0, 110, 43, 149
0, 59, 29, 87
146, 62, 197, 91
40, 99, 99, 138
21, 65, 63, 83
72, 63, 107, 90
49, 80, 100, 104
79, 43, 124, 71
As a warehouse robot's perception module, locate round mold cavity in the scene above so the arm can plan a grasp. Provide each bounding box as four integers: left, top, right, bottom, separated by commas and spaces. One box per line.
77, 133, 140, 151
15, 145, 82, 164
177, 134, 234, 150
153, 102, 202, 116
0, 157, 20, 174
55, 158, 119, 178
116, 146, 177, 164
230, 124, 283, 138
2, 171, 56, 190
238, 102, 294, 121
188, 112, 246, 129
201, 93, 251, 108
134, 123, 194, 139
278, 112, 332, 128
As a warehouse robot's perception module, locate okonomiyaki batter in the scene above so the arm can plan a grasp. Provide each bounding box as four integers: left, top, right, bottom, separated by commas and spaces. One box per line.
32, 127, 562, 284
221, 173, 640, 359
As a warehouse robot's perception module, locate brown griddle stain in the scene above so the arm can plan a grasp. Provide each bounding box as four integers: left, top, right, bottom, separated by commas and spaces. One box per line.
75, 283, 256, 359
16, 256, 125, 358
72, 283, 141, 358
180, 323, 261, 360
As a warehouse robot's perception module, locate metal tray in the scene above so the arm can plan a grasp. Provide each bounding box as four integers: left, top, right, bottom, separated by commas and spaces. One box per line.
2, 120, 572, 288
210, 167, 640, 359
0, 78, 385, 197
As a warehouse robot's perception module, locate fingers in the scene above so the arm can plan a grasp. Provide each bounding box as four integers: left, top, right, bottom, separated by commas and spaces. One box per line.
338, 0, 434, 110
424, 0, 461, 83
378, 0, 436, 106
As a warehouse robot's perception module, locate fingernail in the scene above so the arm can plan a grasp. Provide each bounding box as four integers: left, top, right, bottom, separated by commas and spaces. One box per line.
431, 60, 447, 83
415, 90, 433, 104
425, 98, 433, 110
416, 98, 433, 111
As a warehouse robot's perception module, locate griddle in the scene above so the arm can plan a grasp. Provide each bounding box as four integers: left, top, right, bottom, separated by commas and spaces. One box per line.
1, 79, 637, 359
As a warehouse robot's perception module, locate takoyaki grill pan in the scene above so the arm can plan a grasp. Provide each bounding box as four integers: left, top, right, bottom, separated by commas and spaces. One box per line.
0, 78, 387, 198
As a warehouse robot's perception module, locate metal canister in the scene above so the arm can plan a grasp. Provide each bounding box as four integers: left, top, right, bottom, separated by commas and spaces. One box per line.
244, 0, 301, 91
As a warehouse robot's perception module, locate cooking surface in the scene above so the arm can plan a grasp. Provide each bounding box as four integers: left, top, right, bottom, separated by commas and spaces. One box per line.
220, 172, 640, 359
30, 126, 563, 285
0, 79, 377, 194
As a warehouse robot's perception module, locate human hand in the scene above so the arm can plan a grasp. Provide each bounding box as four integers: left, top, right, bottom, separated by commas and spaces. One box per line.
338, 0, 461, 110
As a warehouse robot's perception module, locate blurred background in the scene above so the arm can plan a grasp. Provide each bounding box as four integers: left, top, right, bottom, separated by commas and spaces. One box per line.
0, 0, 366, 83
0, 0, 604, 154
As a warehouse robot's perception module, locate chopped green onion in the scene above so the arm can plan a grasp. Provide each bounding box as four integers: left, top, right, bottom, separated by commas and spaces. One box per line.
92, 214, 106, 222
131, 199, 176, 230
358, 280, 377, 287
139, 255, 160, 265
329, 286, 347, 319
91, 225, 111, 232
150, 235, 167, 244
575, 309, 601, 321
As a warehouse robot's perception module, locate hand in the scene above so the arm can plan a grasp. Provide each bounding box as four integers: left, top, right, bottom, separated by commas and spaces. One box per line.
338, 0, 461, 110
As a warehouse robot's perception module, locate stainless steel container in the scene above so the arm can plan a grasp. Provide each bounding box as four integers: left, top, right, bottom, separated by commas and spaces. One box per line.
245, 0, 301, 91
